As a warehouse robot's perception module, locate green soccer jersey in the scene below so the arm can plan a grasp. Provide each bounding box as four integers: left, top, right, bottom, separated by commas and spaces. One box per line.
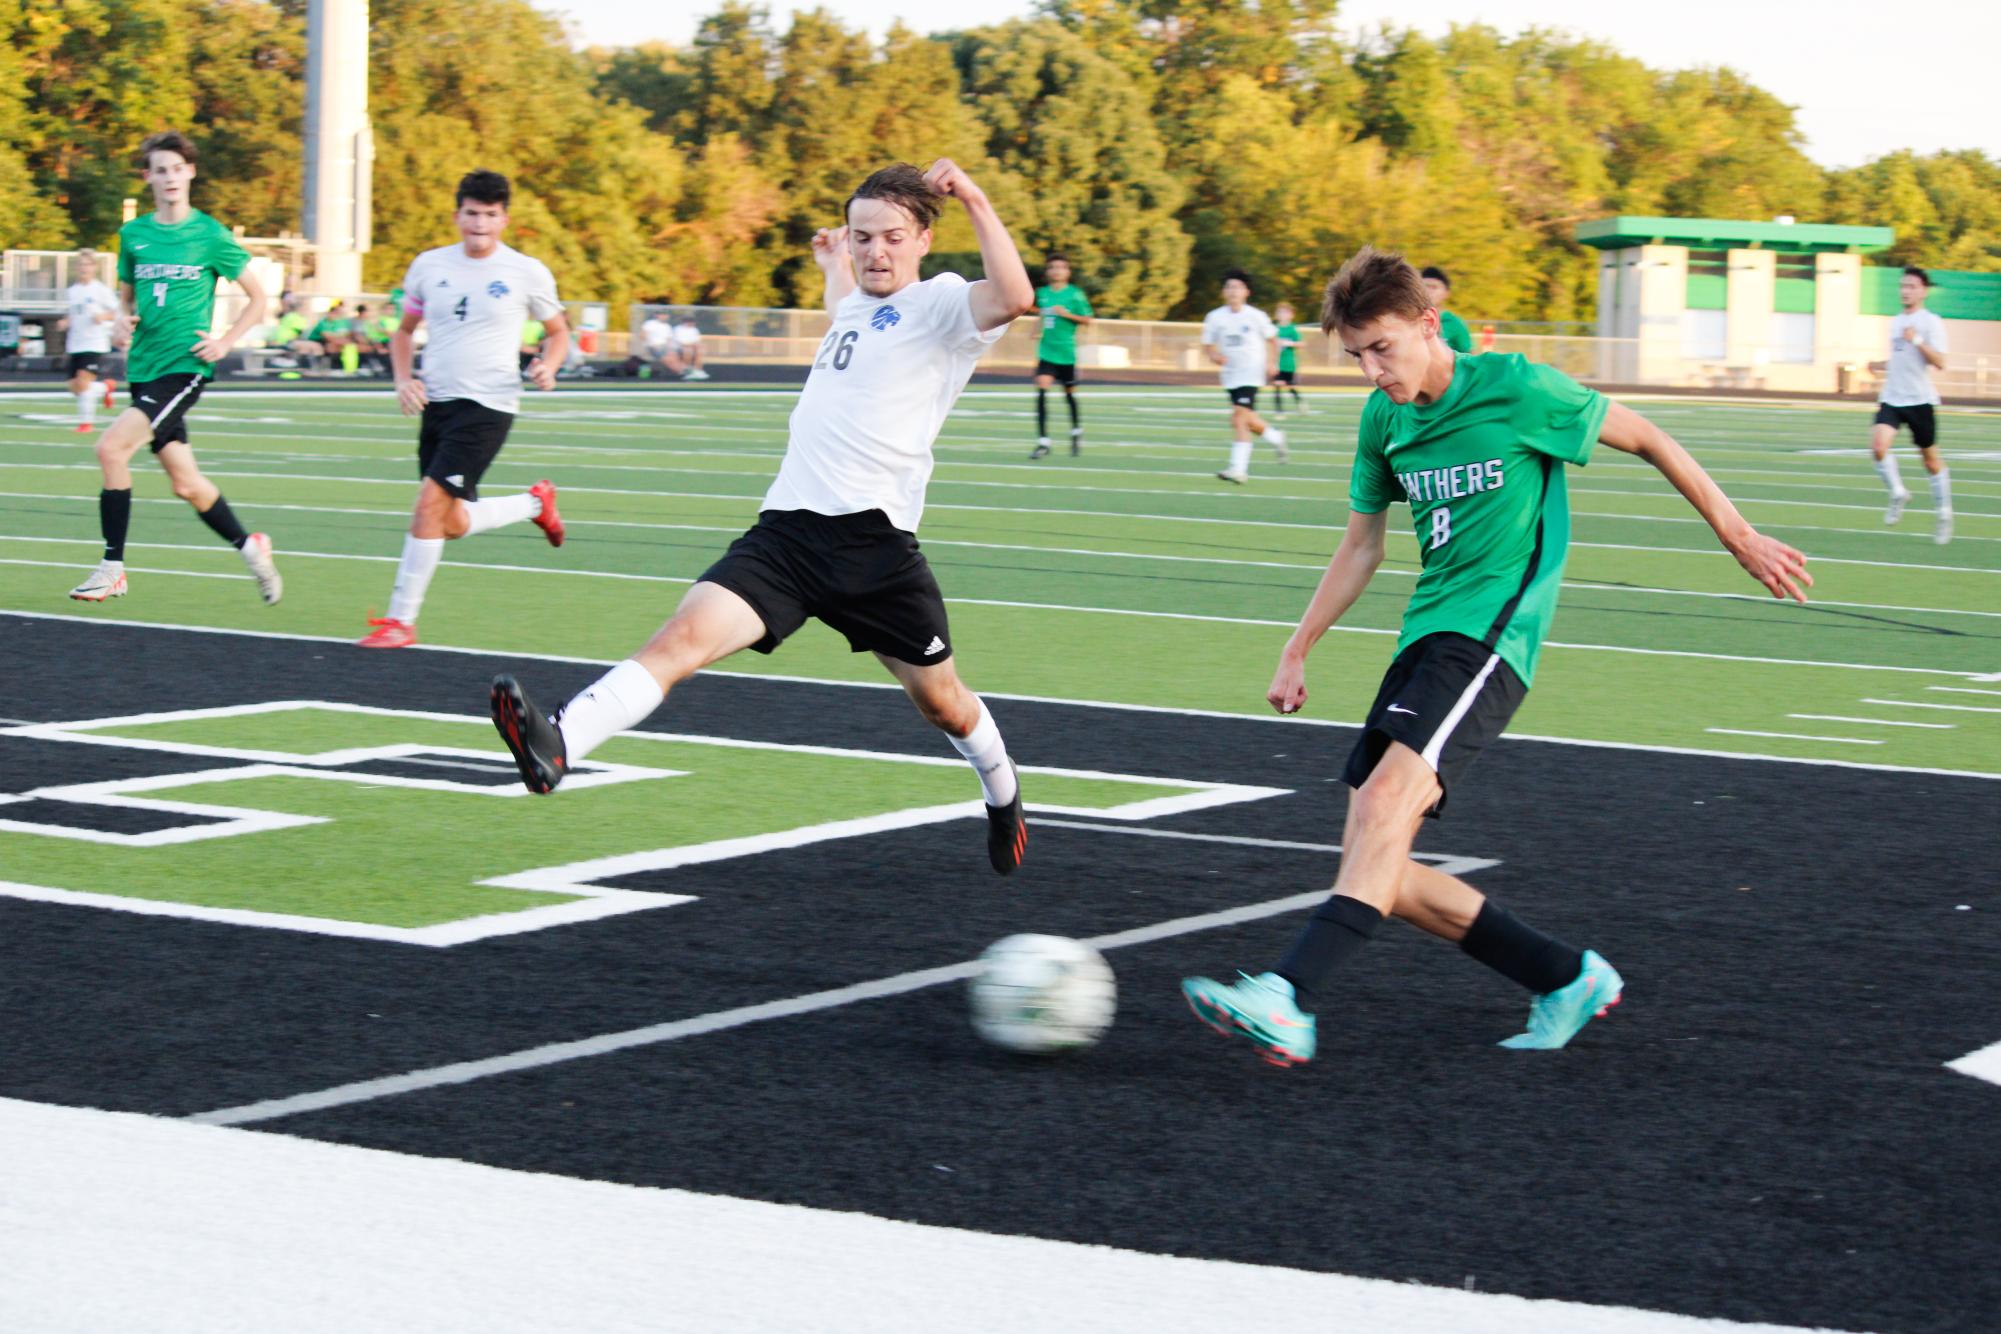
1276, 322, 1301, 374
1035, 284, 1093, 365
1438, 309, 1473, 354
1348, 352, 1607, 686
116, 210, 250, 382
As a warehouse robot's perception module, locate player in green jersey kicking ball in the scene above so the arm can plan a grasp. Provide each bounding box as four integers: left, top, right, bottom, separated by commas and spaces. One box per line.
1028, 253, 1093, 459
1183, 248, 1810, 1065
68, 130, 281, 605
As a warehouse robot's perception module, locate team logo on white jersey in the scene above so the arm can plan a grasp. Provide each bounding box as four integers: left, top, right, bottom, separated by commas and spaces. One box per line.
488, 281, 510, 298
870, 306, 901, 332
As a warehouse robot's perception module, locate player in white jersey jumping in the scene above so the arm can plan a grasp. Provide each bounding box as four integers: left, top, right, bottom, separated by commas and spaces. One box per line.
490, 159, 1038, 875
1868, 266, 1953, 545
357, 170, 571, 648
60, 250, 120, 432
1204, 269, 1286, 483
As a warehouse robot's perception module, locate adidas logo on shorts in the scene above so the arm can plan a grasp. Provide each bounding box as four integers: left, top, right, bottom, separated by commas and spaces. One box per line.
923, 635, 946, 657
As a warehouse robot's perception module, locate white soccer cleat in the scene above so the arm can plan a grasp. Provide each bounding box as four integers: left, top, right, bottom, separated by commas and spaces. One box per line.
1935, 509, 1953, 546
68, 560, 127, 602
1265, 427, 1288, 461
1884, 490, 1910, 525
1216, 470, 1248, 485
240, 532, 283, 605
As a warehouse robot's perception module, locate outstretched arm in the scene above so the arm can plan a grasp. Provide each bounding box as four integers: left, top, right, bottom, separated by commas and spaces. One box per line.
1268, 507, 1390, 714
922, 158, 1033, 331
811, 226, 855, 314
1598, 399, 1812, 603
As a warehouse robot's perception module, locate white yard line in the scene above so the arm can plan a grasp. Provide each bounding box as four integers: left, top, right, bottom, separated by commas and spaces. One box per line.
1786, 714, 1955, 729
1860, 697, 2001, 714
1703, 729, 1883, 745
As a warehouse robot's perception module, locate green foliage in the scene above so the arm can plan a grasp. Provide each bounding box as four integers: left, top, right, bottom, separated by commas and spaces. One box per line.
3, 2, 1995, 320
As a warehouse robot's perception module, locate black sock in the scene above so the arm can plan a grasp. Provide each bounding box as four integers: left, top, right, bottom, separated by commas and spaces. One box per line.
1065, 387, 1080, 434
100, 488, 132, 562
1290, 387, 1303, 408
1275, 895, 1383, 1009
1036, 388, 1048, 437
1459, 899, 1585, 994
198, 494, 249, 549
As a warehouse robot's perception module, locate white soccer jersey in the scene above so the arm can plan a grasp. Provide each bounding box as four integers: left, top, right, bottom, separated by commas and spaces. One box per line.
641, 316, 672, 353
401, 242, 562, 415
65, 281, 119, 355
762, 272, 1003, 533
1881, 309, 1947, 407
1202, 304, 1277, 389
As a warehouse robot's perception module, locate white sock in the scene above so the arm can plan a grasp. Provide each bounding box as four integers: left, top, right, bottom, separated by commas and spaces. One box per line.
461, 490, 543, 537
949, 698, 1017, 806
1228, 439, 1253, 476
1930, 469, 1951, 511
556, 658, 664, 763
78, 389, 97, 426
1875, 453, 1907, 498
385, 535, 445, 623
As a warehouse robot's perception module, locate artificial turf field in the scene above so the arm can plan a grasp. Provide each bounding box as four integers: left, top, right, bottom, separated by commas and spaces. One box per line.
1, 382, 1997, 1331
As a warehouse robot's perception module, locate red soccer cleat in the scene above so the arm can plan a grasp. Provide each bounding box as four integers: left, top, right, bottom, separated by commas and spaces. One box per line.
102, 379, 117, 407
74, 423, 92, 433
529, 479, 564, 547
356, 616, 417, 649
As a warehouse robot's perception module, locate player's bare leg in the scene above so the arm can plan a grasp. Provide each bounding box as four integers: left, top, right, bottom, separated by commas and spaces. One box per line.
158, 440, 281, 604
363, 476, 561, 647
1871, 422, 1910, 524
877, 652, 1024, 874
69, 410, 152, 600
492, 581, 765, 793
68, 366, 101, 432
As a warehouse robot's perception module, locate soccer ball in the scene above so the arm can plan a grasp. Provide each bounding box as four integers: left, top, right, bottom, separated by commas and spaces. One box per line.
968, 933, 1116, 1054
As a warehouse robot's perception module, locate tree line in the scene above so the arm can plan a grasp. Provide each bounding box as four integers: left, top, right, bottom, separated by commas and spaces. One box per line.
4, 0, 1997, 321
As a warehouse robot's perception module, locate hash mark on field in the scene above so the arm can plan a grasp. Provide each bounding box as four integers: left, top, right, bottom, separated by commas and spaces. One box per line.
1860, 698, 2001, 715
1704, 728, 1883, 746
186, 850, 1499, 1126
1787, 714, 1955, 730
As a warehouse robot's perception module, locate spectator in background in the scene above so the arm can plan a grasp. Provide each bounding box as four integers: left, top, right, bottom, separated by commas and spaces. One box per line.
273, 296, 320, 368
309, 301, 357, 373
640, 311, 675, 376
350, 303, 393, 376
521, 317, 546, 373
670, 316, 708, 381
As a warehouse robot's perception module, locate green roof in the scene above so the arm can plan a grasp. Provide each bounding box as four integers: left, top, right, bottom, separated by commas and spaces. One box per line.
1575, 216, 1894, 254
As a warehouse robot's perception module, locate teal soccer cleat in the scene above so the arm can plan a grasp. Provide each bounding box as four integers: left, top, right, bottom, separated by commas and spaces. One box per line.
1182, 971, 1316, 1067
1498, 949, 1623, 1050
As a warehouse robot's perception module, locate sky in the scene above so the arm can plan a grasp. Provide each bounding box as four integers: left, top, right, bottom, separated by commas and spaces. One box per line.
550, 0, 2001, 171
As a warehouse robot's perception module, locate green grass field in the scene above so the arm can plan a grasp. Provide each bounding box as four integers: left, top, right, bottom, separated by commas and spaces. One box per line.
2, 384, 1996, 774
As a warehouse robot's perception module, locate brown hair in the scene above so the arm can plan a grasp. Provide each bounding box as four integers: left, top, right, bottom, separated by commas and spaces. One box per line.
1320, 246, 1430, 335
136, 130, 198, 171
846, 163, 941, 232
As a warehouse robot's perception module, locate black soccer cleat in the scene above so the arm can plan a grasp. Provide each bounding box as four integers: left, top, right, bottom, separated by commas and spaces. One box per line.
985, 761, 1026, 876
491, 674, 569, 794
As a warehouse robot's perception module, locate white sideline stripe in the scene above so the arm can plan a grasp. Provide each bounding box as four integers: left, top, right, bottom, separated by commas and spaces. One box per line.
0, 556, 244, 581
0, 546, 1972, 677
1704, 729, 1883, 746
1859, 697, 2001, 714
7, 608, 2000, 782
1948, 1040, 2001, 1088
1787, 714, 1956, 729
9, 460, 1999, 567
1928, 686, 2001, 696
13, 525, 2001, 622
3, 1098, 1845, 1334
188, 860, 1499, 1128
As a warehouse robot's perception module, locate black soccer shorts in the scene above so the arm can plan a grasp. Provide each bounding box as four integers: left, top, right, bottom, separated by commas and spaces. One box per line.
1225, 384, 1260, 408
1035, 359, 1078, 386
418, 398, 515, 499
699, 508, 953, 667
67, 352, 103, 377
1342, 631, 1529, 818
130, 374, 206, 452
1873, 403, 1938, 450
